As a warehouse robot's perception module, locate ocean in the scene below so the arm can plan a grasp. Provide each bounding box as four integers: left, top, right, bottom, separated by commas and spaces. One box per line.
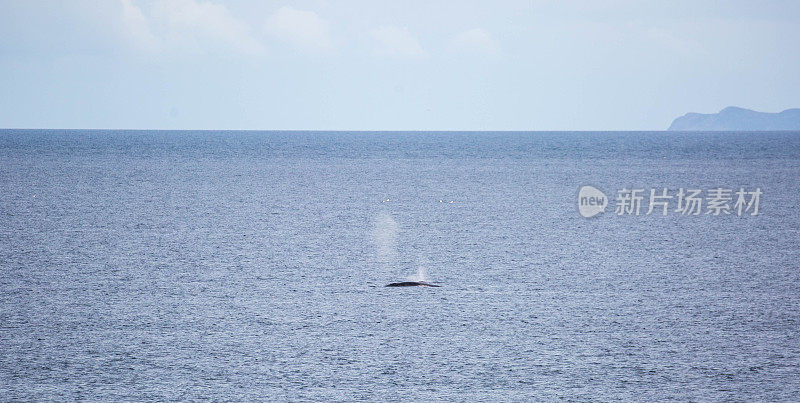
1, 130, 799, 400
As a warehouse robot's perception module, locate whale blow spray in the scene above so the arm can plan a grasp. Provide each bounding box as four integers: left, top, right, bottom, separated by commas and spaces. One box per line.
406, 257, 430, 282
371, 212, 398, 264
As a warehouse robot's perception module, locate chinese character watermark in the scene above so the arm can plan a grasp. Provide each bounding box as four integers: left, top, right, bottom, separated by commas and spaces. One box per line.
578, 186, 762, 217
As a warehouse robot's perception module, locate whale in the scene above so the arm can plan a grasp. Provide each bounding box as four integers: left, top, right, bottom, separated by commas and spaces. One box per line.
385, 281, 440, 287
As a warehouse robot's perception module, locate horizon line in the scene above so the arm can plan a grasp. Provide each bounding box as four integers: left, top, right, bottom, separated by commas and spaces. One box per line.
1, 127, 666, 132
2, 128, 798, 133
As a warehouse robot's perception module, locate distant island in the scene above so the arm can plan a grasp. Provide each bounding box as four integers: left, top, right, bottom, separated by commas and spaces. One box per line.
668, 106, 800, 131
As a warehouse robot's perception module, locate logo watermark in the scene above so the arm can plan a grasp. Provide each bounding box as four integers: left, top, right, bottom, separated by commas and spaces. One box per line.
578, 186, 608, 217
578, 186, 762, 217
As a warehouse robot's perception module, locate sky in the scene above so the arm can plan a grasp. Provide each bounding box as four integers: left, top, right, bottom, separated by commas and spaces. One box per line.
0, 0, 799, 130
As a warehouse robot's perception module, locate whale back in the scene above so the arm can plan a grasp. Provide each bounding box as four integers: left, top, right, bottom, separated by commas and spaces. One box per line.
385, 281, 441, 287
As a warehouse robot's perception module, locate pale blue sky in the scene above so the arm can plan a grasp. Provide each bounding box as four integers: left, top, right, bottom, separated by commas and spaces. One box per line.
1, 0, 798, 130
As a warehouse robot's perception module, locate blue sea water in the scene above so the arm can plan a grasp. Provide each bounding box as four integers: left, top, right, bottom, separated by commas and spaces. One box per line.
1, 130, 799, 401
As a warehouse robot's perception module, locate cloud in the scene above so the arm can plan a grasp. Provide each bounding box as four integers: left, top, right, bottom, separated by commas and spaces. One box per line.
370, 26, 425, 58
645, 26, 705, 56
450, 28, 499, 56
120, 0, 263, 56
121, 0, 161, 52
264, 6, 332, 52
